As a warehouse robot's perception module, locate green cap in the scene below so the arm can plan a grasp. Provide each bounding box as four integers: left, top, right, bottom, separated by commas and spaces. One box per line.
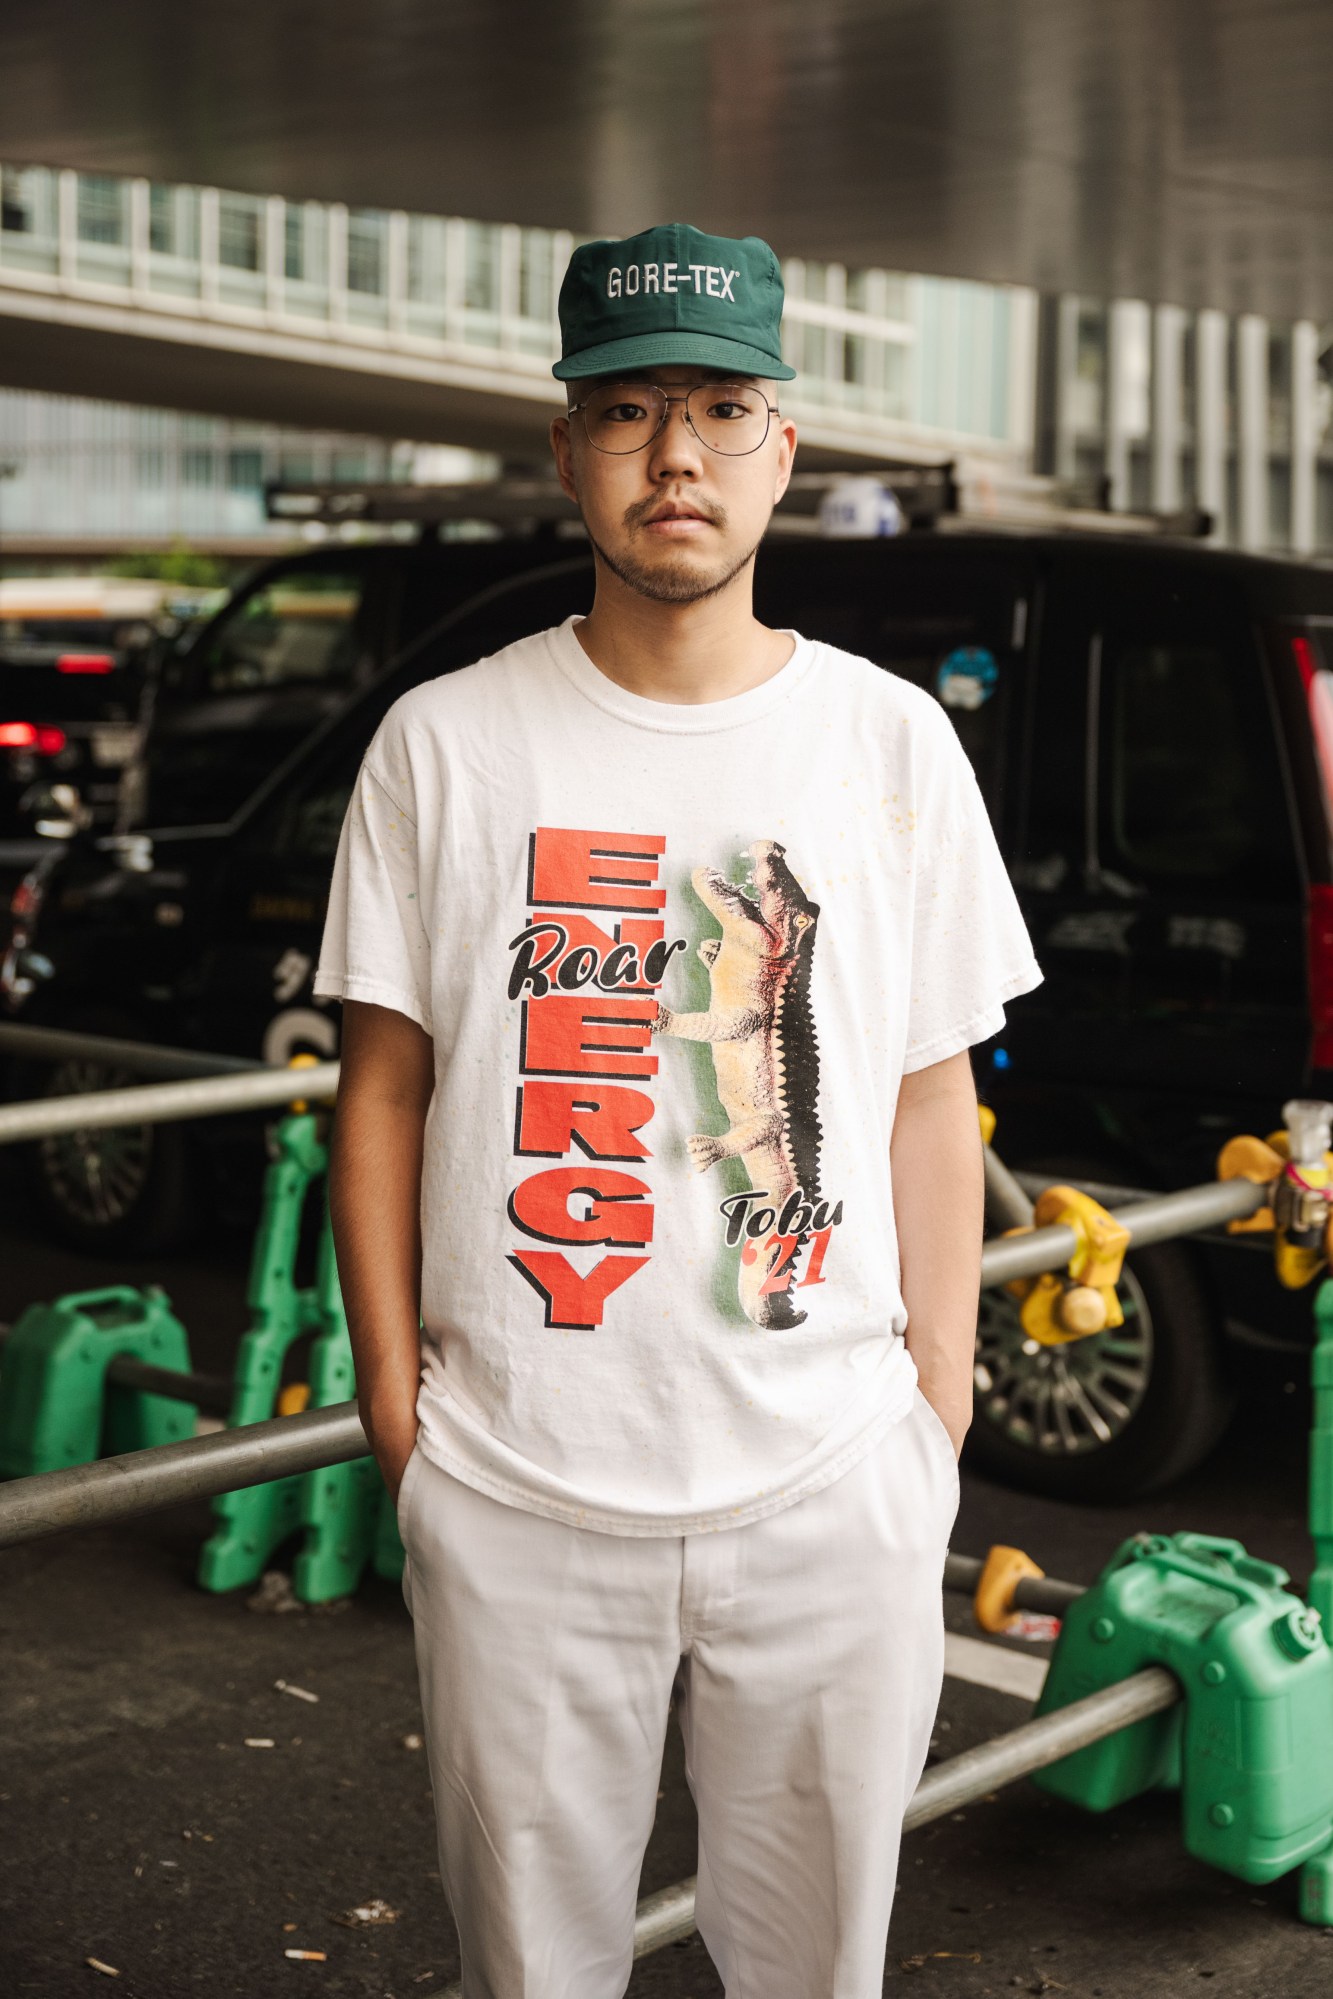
553, 222, 796, 384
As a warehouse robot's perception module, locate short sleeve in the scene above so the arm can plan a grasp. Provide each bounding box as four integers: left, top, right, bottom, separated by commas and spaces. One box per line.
903, 705, 1041, 1074
314, 742, 433, 1036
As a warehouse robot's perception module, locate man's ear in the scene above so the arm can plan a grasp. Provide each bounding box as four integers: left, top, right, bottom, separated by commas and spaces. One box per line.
550, 414, 578, 504
773, 416, 798, 506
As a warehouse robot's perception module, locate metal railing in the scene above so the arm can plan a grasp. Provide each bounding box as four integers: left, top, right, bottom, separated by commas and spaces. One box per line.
0, 1392, 1181, 1992
0, 161, 1035, 456
0, 1029, 1253, 1987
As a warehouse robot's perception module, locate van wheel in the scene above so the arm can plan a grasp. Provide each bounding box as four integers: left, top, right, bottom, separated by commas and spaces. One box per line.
30, 1052, 197, 1256
968, 1230, 1234, 1502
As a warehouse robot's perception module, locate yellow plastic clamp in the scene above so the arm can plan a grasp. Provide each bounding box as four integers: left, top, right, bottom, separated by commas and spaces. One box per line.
1004, 1184, 1129, 1345
974, 1544, 1046, 1635
1218, 1128, 1333, 1289
287, 1050, 334, 1115
978, 1103, 997, 1147
1216, 1132, 1283, 1234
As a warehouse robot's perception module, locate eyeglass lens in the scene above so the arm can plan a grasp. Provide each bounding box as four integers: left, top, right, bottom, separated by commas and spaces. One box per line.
579, 383, 772, 455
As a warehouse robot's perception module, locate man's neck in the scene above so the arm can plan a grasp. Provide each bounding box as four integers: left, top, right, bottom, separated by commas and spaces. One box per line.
573, 567, 795, 706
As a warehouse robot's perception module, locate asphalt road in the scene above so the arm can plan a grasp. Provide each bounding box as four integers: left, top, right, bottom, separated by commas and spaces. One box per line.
3, 1146, 1333, 1998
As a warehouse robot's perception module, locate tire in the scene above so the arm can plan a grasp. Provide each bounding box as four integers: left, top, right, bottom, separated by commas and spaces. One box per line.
967, 1167, 1236, 1503
27, 1039, 198, 1257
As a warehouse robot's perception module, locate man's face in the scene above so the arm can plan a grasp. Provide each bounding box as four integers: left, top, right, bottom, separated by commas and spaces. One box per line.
551, 367, 797, 606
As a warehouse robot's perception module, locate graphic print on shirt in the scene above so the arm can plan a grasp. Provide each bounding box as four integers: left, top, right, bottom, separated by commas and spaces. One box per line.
505, 826, 687, 1331
653, 840, 843, 1329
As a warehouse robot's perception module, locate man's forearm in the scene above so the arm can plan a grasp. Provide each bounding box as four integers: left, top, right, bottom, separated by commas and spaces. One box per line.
328, 1000, 434, 1499
890, 1050, 983, 1454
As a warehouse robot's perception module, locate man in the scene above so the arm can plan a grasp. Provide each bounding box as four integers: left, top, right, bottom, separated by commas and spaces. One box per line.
316, 221, 1041, 1997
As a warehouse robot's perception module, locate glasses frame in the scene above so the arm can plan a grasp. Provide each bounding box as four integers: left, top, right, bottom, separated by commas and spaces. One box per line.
567, 380, 782, 457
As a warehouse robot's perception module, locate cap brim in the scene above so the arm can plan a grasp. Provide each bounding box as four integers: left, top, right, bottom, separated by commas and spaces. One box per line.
553, 329, 796, 383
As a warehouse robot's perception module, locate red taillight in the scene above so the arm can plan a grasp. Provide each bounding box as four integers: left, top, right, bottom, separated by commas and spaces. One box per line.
0, 720, 67, 754
56, 652, 115, 674
1309, 884, 1333, 1070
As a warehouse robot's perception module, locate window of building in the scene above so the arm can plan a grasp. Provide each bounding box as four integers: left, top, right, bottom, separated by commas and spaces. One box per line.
1072, 302, 1107, 436
407, 215, 447, 303
346, 210, 386, 294
77, 176, 127, 245
136, 448, 166, 488
182, 448, 216, 488
227, 448, 264, 492
219, 194, 262, 272
518, 229, 554, 321
1, 167, 38, 233
464, 222, 498, 311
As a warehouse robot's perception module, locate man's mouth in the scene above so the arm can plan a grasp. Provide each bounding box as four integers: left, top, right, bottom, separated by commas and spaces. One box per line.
637, 500, 719, 535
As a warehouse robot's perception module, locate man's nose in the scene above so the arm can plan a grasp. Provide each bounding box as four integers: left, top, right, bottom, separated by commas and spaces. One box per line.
645, 400, 704, 480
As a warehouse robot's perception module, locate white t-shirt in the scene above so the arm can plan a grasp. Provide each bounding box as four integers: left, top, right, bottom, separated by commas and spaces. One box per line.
315, 616, 1041, 1535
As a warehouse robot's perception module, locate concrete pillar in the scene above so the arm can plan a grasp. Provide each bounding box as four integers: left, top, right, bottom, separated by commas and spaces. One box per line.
1151, 304, 1186, 515
1105, 300, 1141, 513
1291, 319, 1320, 555
265, 196, 286, 319
1006, 287, 1039, 460
387, 211, 409, 338
1236, 313, 1269, 551
129, 178, 150, 295
327, 204, 348, 326
1195, 308, 1228, 540
198, 188, 219, 306
57, 169, 77, 283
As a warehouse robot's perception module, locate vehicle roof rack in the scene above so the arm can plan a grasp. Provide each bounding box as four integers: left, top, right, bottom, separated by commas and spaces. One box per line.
265, 465, 1212, 543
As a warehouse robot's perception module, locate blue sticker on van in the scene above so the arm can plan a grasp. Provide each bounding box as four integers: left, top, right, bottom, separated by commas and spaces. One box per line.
936, 646, 998, 711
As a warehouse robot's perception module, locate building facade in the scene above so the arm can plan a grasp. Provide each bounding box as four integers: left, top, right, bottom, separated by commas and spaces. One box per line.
1, 162, 1330, 563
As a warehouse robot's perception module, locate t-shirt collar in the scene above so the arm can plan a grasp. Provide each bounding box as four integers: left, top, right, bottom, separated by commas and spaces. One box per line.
545, 615, 815, 734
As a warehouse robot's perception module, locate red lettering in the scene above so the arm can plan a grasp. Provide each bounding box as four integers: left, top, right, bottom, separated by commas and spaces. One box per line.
799, 1225, 834, 1288
508, 1167, 654, 1247
757, 1234, 802, 1295
522, 994, 658, 1078
529, 827, 666, 911
514, 1080, 656, 1161
507, 1251, 650, 1329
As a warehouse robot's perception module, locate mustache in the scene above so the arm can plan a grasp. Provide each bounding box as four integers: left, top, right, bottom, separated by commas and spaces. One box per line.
623, 494, 728, 532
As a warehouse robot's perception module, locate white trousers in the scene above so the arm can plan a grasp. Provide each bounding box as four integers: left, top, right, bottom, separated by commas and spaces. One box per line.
398, 1387, 959, 1999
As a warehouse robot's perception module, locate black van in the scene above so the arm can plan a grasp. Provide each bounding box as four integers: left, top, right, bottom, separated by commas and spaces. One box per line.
7, 531, 1333, 1502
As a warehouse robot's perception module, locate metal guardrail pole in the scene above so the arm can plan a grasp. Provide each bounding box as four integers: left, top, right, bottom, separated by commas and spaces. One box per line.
0, 1321, 234, 1416
1012, 1169, 1156, 1209
900, 1664, 1180, 1829
983, 1144, 1036, 1230
942, 1551, 1085, 1616
431, 1667, 1182, 1997
0, 1060, 340, 1146
0, 1402, 367, 1550
978, 1176, 1266, 1289
0, 1022, 263, 1081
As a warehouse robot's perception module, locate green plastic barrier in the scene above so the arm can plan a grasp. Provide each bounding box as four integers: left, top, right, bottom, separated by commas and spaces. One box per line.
0, 1286, 195, 1478
1034, 1531, 1333, 1906
1032, 1272, 1333, 1924
197, 1111, 404, 1603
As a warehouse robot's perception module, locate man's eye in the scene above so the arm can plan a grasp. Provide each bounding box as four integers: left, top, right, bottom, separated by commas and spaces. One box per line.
707, 401, 749, 421
606, 401, 651, 423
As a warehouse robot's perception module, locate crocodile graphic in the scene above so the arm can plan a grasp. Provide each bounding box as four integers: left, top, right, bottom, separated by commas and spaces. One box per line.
654, 840, 822, 1328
